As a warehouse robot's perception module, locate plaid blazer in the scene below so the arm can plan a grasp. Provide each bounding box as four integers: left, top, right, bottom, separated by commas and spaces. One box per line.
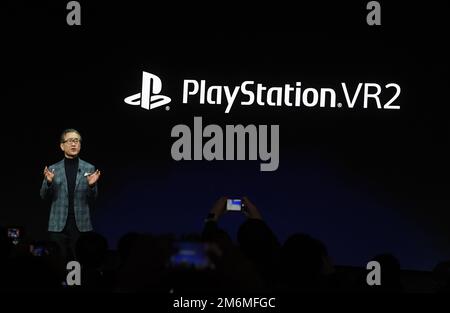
40, 158, 98, 232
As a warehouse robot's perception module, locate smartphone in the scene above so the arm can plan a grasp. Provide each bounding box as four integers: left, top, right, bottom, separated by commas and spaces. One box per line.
30, 245, 49, 257
7, 227, 21, 245
226, 198, 243, 211
169, 241, 213, 270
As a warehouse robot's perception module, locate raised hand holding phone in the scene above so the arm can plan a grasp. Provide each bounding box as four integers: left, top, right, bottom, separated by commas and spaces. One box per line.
207, 196, 228, 222
242, 196, 262, 220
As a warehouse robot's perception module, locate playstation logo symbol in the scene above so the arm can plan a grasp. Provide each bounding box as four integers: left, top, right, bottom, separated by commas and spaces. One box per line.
124, 71, 171, 110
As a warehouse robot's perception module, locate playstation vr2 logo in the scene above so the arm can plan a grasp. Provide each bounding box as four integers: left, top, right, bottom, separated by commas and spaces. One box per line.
124, 71, 171, 110
126, 71, 401, 113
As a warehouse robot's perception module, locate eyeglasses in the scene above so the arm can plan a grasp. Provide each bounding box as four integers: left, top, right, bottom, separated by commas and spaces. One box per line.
63, 138, 81, 144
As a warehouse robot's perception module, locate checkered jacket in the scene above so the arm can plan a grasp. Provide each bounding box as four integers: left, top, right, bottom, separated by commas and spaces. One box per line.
40, 158, 98, 232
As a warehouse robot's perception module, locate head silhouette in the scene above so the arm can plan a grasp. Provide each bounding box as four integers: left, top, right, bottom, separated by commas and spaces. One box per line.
281, 233, 328, 289
75, 232, 108, 269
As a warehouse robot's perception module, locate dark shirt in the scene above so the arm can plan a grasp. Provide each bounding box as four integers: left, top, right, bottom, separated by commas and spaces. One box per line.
64, 157, 79, 222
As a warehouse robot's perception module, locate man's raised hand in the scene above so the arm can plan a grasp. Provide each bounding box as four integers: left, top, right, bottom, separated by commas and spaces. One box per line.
87, 169, 101, 187
43, 166, 55, 183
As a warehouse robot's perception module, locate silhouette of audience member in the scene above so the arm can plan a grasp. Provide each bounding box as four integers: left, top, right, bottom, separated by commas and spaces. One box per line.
114, 233, 173, 292
74, 232, 111, 291
202, 196, 274, 292
202, 197, 233, 252
236, 197, 281, 289
117, 231, 141, 269
433, 260, 450, 293
373, 253, 402, 291
357, 253, 403, 292
280, 233, 335, 291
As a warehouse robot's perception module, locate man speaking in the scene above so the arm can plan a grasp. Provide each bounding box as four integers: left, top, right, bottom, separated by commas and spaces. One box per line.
40, 129, 101, 261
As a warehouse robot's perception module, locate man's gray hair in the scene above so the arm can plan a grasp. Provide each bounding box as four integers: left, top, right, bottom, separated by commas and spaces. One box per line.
60, 128, 82, 143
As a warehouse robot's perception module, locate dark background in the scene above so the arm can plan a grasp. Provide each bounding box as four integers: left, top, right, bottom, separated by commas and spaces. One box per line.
2, 1, 449, 270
